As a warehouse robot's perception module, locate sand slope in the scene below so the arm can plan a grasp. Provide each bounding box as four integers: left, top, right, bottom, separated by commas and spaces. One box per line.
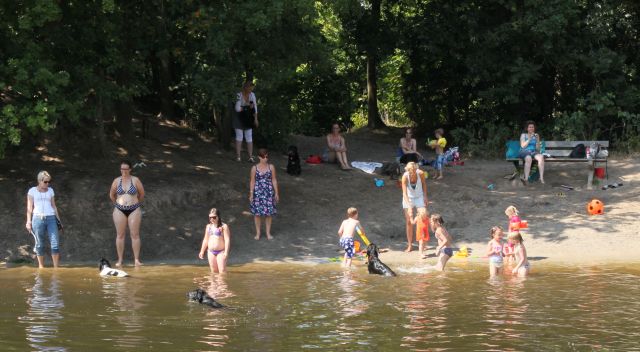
1, 120, 638, 267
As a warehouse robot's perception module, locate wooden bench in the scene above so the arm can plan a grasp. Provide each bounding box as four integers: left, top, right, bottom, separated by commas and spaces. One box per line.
506, 141, 609, 189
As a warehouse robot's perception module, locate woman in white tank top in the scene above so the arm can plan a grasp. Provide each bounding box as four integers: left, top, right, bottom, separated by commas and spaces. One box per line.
401, 162, 428, 252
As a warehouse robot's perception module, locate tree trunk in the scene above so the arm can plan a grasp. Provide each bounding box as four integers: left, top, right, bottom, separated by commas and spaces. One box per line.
366, 54, 382, 129
156, 49, 176, 121
366, 0, 383, 129
95, 92, 107, 157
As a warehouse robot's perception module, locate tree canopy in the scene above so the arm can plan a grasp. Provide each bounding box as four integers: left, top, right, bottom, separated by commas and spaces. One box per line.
1, 0, 639, 157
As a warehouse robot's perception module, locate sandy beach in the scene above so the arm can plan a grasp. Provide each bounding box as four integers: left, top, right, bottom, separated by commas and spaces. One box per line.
2, 120, 639, 268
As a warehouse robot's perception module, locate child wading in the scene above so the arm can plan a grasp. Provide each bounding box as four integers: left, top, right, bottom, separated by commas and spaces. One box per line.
432, 214, 453, 271
412, 207, 430, 258
487, 226, 505, 277
198, 208, 230, 273
338, 207, 363, 268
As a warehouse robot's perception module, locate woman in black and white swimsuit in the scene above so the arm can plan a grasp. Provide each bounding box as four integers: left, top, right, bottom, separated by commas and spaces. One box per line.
109, 160, 145, 267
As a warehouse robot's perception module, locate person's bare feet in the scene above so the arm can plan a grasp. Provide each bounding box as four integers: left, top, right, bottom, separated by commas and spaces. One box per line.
436, 175, 443, 180
404, 246, 412, 252
134, 260, 143, 267
266, 234, 274, 240
115, 262, 123, 268
254, 235, 260, 240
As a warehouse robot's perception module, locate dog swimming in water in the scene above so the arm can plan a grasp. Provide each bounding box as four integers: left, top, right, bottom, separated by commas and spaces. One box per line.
187, 288, 224, 308
99, 258, 130, 277
366, 243, 397, 276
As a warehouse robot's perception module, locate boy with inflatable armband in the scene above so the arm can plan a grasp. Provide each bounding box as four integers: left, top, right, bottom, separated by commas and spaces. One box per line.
427, 128, 447, 180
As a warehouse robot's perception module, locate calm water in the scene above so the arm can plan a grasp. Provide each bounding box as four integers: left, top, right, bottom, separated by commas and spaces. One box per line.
1, 262, 639, 351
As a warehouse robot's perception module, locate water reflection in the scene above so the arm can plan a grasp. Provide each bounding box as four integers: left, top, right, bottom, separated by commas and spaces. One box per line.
483, 274, 529, 349
101, 277, 146, 348
19, 272, 66, 352
193, 274, 233, 351
400, 276, 450, 351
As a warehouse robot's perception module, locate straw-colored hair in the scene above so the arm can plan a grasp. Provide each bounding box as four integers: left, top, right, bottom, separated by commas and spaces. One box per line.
508, 232, 523, 242
430, 213, 444, 225
505, 205, 519, 217
404, 162, 418, 172
347, 207, 358, 217
37, 171, 51, 183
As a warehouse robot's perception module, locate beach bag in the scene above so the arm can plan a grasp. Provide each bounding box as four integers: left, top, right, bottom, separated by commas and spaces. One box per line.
569, 144, 586, 158
380, 162, 401, 179
505, 141, 520, 159
305, 155, 322, 164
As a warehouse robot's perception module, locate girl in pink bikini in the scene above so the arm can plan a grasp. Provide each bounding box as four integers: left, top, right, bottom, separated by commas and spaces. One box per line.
198, 208, 231, 273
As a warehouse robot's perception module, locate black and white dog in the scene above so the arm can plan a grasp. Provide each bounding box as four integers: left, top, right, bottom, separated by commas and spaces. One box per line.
187, 288, 224, 308
366, 243, 397, 277
286, 145, 301, 176
99, 258, 130, 277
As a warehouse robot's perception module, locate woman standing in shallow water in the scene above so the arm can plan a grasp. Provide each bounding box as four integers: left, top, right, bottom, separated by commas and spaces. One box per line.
109, 160, 145, 267
26, 171, 62, 268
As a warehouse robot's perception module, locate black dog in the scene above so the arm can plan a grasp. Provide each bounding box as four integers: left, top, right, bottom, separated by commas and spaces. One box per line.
286, 145, 301, 176
187, 288, 224, 308
366, 243, 397, 276
99, 258, 129, 277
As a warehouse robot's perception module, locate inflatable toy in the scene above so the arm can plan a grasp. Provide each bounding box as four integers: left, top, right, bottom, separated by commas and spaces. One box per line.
453, 246, 469, 258
586, 199, 604, 215
355, 226, 371, 246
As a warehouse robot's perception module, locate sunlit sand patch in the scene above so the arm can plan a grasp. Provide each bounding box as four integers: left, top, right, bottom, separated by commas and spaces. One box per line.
116, 147, 128, 156
41, 155, 64, 162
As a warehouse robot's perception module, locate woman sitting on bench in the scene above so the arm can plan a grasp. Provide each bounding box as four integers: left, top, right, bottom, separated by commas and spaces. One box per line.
519, 120, 545, 185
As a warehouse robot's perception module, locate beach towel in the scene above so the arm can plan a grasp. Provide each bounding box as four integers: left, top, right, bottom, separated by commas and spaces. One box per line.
351, 161, 383, 174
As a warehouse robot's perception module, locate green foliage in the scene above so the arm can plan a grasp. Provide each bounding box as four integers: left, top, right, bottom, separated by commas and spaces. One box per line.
1, 0, 640, 158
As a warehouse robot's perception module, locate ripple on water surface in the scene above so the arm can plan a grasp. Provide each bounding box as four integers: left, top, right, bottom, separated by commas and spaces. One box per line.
0, 263, 639, 351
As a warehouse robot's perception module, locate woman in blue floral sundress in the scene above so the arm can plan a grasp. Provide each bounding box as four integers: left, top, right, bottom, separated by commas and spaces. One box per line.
249, 148, 280, 240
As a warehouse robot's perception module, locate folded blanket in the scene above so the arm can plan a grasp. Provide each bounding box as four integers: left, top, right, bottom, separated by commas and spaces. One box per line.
351, 161, 383, 174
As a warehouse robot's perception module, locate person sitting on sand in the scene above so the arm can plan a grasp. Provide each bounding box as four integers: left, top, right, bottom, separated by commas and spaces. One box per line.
198, 208, 230, 274
326, 122, 351, 170
411, 207, 430, 258
399, 128, 422, 164
432, 214, 453, 271
487, 226, 505, 277
338, 207, 362, 268
402, 162, 428, 252
509, 232, 530, 277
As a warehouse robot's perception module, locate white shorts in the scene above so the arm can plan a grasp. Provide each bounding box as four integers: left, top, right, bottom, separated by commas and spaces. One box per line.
403, 196, 425, 209
235, 128, 253, 142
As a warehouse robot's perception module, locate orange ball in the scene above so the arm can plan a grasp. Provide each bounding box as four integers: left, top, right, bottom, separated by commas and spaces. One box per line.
586, 199, 604, 215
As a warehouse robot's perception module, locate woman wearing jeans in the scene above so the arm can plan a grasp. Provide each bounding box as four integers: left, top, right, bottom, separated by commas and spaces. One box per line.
26, 171, 62, 268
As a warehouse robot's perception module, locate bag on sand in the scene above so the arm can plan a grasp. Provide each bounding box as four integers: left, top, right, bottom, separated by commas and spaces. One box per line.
569, 143, 586, 158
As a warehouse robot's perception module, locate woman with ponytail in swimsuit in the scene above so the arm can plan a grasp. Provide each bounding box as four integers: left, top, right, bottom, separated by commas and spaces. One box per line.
198, 208, 231, 273
109, 160, 145, 267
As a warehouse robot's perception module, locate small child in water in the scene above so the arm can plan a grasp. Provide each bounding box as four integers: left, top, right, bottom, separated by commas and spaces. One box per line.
487, 226, 504, 277
504, 206, 520, 263
509, 232, 530, 277
431, 214, 453, 271
338, 207, 363, 268
198, 208, 231, 273
411, 207, 430, 258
